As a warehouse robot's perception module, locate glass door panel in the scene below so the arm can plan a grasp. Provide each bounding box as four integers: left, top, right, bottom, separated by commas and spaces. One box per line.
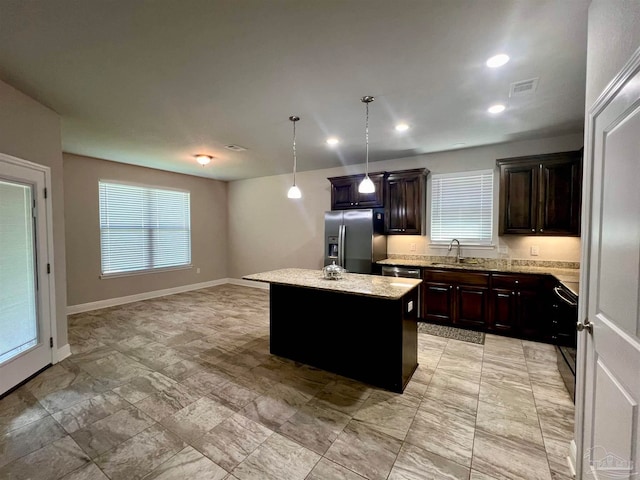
0, 179, 38, 365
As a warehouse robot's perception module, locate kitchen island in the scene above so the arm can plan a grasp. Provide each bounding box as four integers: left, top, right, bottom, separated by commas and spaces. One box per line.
243, 268, 422, 393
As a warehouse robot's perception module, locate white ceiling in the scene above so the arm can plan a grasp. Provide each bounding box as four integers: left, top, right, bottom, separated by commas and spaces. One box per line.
0, 0, 589, 181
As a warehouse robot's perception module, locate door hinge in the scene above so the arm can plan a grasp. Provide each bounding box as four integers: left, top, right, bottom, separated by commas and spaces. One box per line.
49, 337, 53, 348
44, 188, 48, 199
47, 263, 51, 274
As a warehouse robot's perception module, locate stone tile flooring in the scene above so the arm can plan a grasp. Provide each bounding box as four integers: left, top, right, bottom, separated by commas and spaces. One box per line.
0, 284, 576, 480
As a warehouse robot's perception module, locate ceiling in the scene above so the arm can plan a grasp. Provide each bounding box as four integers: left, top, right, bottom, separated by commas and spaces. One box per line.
0, 0, 589, 181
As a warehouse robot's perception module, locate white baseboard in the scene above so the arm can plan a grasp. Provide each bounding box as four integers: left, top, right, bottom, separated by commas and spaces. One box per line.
67, 278, 230, 315
227, 278, 270, 290
56, 344, 71, 362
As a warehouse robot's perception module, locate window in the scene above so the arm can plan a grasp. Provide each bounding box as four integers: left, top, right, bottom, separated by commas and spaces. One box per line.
99, 181, 191, 276
430, 169, 494, 245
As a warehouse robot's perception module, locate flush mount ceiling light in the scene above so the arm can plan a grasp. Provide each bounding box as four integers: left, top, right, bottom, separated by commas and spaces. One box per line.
488, 104, 506, 114
486, 53, 510, 68
195, 154, 212, 166
395, 123, 409, 132
326, 137, 340, 146
358, 95, 376, 194
287, 115, 302, 199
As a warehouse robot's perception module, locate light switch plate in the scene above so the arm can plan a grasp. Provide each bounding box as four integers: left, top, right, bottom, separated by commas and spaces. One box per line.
410, 243, 416, 252
407, 300, 414, 313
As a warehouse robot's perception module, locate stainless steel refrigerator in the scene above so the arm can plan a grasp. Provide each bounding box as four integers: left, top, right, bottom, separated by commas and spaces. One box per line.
324, 209, 387, 274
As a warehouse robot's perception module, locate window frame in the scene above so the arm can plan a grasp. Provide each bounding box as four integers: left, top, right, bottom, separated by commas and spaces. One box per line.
98, 180, 192, 279
429, 169, 495, 247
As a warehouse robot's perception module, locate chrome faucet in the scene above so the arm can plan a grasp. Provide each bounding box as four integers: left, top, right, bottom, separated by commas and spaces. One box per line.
448, 238, 461, 263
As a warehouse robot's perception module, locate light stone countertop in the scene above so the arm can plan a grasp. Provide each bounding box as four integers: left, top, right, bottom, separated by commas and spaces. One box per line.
377, 257, 580, 296
243, 268, 422, 300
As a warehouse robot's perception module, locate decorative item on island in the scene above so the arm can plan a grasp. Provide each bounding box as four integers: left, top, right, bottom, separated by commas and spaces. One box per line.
322, 261, 344, 280
243, 268, 422, 393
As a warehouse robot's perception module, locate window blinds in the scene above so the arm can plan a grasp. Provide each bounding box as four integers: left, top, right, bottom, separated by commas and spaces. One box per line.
430, 170, 494, 245
99, 181, 191, 275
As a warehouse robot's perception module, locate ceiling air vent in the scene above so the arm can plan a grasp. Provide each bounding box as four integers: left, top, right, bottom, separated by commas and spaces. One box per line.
509, 77, 539, 97
224, 144, 247, 152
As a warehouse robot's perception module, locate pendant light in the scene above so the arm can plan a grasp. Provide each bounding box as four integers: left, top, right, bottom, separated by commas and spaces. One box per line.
358, 96, 376, 194
287, 115, 302, 199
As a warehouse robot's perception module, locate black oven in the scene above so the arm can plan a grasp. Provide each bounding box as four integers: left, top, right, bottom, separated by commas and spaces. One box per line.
551, 282, 578, 402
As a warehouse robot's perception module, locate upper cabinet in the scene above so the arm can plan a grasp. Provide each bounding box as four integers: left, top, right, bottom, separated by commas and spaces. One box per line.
385, 168, 428, 235
328, 172, 386, 210
497, 149, 583, 236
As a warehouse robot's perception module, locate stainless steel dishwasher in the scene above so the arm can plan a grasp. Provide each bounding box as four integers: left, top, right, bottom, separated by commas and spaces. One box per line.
381, 266, 422, 279
381, 266, 422, 317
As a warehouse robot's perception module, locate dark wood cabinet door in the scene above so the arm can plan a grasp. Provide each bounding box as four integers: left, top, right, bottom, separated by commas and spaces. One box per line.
422, 281, 453, 324
329, 173, 385, 210
330, 178, 355, 209
516, 288, 545, 339
386, 178, 406, 233
497, 150, 583, 236
488, 288, 516, 333
384, 168, 426, 234
540, 154, 582, 235
355, 173, 386, 208
499, 162, 538, 234
454, 285, 489, 329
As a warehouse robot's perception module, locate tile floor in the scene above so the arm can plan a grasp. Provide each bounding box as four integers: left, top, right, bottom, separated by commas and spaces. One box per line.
0, 284, 576, 480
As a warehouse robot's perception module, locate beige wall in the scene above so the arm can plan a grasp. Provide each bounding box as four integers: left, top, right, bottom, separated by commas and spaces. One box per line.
64, 153, 228, 306
228, 133, 584, 279
0, 79, 68, 348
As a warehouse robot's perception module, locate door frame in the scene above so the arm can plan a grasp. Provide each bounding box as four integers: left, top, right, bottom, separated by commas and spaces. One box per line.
0, 152, 58, 368
573, 45, 640, 477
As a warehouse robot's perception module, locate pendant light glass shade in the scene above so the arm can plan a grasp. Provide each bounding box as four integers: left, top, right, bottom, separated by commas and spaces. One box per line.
287, 115, 301, 199
287, 184, 301, 199
358, 96, 375, 194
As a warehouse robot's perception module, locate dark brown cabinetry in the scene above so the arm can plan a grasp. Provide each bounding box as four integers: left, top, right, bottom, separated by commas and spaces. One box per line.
497, 150, 582, 236
489, 273, 550, 340
422, 269, 489, 329
420, 268, 554, 342
385, 168, 428, 235
328, 172, 386, 210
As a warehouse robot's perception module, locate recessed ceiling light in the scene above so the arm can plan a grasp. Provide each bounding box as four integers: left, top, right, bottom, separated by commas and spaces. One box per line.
395, 123, 409, 132
195, 154, 212, 166
326, 137, 340, 146
488, 104, 506, 114
486, 54, 510, 68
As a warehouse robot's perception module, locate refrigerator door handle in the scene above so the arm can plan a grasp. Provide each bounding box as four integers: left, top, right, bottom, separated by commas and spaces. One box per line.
338, 224, 346, 268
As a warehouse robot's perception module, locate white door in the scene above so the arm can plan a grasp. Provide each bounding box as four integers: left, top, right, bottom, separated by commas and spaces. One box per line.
578, 51, 640, 479
0, 154, 54, 396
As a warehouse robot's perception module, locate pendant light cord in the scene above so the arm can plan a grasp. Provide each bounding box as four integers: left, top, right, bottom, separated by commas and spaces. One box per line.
365, 101, 369, 176
292, 117, 297, 186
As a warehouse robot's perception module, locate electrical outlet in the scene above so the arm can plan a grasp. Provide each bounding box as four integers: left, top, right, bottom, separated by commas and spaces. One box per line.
196, 268, 201, 274
410, 242, 416, 252
530, 245, 539, 256
498, 245, 508, 255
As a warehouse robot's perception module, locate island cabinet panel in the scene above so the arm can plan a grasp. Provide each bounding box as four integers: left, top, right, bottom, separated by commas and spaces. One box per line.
328, 172, 386, 210
269, 283, 418, 393
497, 149, 582, 236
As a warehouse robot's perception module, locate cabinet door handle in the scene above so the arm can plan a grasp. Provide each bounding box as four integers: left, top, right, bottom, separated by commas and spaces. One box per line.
540, 229, 544, 232
531, 229, 535, 232
515, 280, 519, 284
456, 286, 460, 291
517, 292, 521, 297
449, 286, 453, 290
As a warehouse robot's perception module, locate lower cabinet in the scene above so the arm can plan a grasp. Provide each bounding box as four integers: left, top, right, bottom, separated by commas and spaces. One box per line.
422, 268, 553, 343
489, 273, 550, 340
422, 270, 490, 330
